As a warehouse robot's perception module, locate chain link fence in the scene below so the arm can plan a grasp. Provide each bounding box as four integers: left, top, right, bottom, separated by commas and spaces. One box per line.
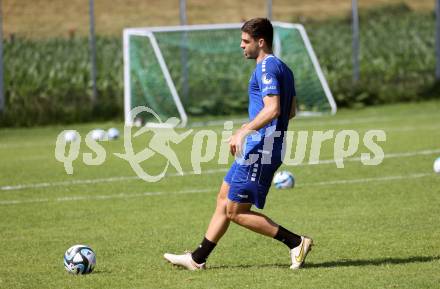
0, 0, 437, 126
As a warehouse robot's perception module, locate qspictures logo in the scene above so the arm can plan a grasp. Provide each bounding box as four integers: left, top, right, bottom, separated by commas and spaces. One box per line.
54, 106, 387, 182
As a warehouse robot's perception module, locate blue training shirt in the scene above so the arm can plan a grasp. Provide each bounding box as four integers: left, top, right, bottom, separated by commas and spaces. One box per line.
245, 54, 296, 154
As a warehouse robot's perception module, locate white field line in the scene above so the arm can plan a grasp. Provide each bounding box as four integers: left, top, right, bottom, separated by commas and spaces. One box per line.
1, 148, 439, 192
192, 113, 440, 128
0, 173, 435, 206
295, 173, 434, 187
0, 125, 440, 161
1, 114, 439, 150
0, 168, 229, 192
293, 113, 439, 128
207, 124, 440, 134
383, 125, 439, 132
299, 148, 440, 166
0, 188, 211, 205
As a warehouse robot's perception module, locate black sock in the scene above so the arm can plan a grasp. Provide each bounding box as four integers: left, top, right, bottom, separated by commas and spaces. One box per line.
191, 237, 217, 264
274, 225, 302, 249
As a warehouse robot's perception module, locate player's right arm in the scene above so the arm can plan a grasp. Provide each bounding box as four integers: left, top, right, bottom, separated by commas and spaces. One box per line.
289, 96, 297, 119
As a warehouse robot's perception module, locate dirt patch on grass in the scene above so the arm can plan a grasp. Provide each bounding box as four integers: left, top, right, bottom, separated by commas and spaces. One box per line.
3, 0, 435, 38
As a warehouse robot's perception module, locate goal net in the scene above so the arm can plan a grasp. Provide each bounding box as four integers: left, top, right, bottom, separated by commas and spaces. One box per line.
123, 22, 336, 127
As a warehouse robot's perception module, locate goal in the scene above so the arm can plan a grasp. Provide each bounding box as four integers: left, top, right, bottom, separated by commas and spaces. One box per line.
123, 22, 336, 127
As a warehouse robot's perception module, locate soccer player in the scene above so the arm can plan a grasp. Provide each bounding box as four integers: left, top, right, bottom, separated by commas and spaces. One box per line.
164, 18, 313, 270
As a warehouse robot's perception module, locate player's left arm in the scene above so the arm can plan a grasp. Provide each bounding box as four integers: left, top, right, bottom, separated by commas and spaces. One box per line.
229, 94, 280, 156
243, 94, 280, 131
289, 96, 297, 119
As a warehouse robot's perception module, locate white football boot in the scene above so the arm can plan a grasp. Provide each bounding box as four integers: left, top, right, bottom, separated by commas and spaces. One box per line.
289, 236, 313, 270
163, 252, 206, 271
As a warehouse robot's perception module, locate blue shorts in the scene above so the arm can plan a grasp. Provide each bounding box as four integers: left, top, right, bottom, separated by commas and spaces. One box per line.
224, 148, 282, 209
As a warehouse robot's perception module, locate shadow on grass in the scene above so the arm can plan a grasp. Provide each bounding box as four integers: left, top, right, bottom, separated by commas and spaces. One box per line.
209, 255, 440, 270
90, 269, 112, 274
306, 255, 440, 269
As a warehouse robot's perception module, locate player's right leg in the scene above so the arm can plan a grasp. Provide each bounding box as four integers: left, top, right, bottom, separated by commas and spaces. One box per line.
163, 181, 231, 270
226, 156, 314, 270
289, 236, 313, 270
205, 181, 231, 243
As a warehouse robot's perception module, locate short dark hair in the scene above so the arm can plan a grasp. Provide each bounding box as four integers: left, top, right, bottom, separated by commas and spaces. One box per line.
241, 18, 273, 50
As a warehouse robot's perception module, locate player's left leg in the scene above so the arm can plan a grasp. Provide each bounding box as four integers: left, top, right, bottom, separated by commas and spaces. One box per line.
163, 181, 231, 270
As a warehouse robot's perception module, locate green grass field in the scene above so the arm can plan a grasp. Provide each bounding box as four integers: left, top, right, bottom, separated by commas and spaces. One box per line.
1, 101, 440, 288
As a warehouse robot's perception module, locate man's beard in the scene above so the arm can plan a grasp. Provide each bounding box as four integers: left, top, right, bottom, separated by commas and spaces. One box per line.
244, 50, 257, 59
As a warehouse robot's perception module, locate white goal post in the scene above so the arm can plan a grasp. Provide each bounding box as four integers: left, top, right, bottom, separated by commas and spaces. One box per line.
123, 22, 337, 127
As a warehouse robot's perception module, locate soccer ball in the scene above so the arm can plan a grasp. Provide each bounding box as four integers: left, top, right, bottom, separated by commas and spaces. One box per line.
64, 244, 96, 275
273, 171, 295, 189
107, 128, 119, 140
91, 129, 107, 141
64, 130, 77, 143
434, 157, 440, 173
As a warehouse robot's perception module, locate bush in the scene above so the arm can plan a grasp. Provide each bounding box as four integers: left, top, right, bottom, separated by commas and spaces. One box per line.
307, 3, 439, 108
2, 37, 123, 126
1, 4, 439, 126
